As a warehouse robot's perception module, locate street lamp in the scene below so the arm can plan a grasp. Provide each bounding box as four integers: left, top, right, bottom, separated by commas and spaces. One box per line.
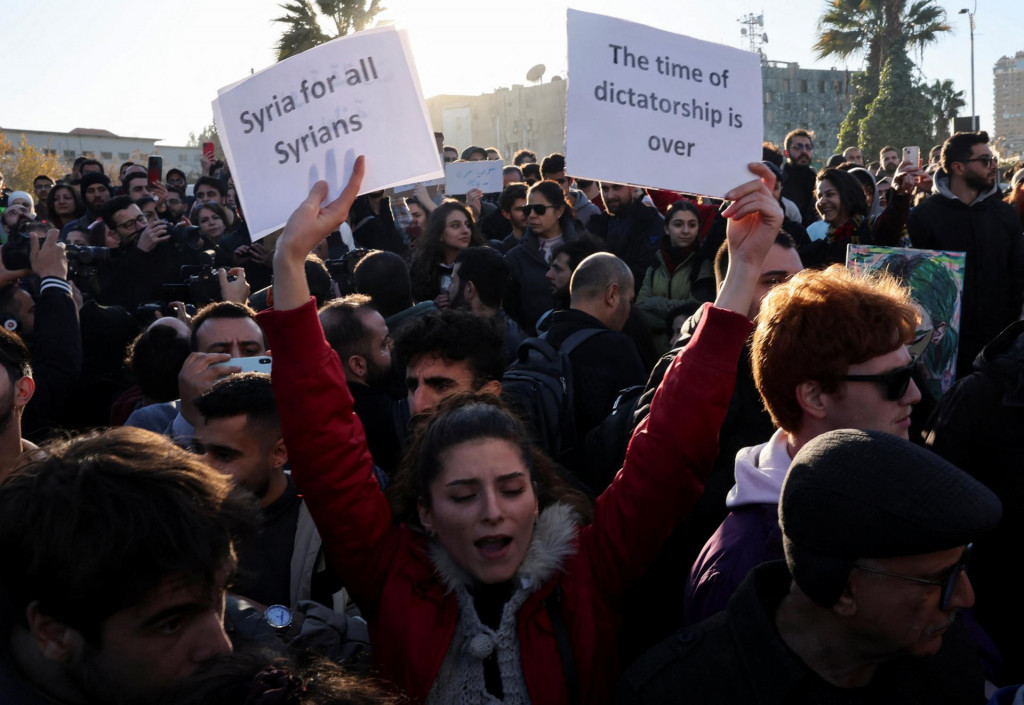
959, 6, 977, 131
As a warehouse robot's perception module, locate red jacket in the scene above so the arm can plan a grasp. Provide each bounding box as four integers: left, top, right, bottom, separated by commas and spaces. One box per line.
258, 300, 752, 704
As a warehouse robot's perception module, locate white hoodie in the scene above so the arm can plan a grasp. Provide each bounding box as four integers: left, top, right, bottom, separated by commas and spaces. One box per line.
724, 428, 794, 508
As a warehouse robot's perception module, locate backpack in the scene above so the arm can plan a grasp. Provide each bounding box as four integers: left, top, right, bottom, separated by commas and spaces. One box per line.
502, 328, 609, 462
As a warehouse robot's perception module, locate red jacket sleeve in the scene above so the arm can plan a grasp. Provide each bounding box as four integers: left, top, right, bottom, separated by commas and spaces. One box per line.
259, 299, 401, 613
581, 303, 753, 600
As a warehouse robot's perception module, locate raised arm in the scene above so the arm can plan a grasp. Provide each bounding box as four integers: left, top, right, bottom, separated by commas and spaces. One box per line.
259, 159, 400, 610
582, 163, 783, 597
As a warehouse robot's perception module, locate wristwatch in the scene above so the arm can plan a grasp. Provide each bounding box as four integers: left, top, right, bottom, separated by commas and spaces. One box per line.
264, 604, 293, 631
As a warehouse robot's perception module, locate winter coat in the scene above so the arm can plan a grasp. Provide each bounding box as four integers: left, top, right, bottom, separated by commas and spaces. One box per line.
586, 199, 663, 290
618, 561, 987, 704
906, 173, 1024, 378
505, 221, 578, 335
684, 428, 791, 625
258, 299, 751, 705
924, 319, 1024, 683
635, 243, 714, 340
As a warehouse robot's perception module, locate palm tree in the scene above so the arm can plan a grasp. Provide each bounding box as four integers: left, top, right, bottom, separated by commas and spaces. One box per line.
923, 79, 966, 143
813, 0, 950, 76
274, 0, 385, 61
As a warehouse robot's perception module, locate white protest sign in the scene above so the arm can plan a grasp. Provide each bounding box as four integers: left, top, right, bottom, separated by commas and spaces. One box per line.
444, 160, 504, 195
566, 10, 763, 198
213, 26, 442, 241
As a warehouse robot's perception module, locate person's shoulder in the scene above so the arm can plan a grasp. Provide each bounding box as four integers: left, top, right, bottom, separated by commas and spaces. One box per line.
616, 610, 740, 703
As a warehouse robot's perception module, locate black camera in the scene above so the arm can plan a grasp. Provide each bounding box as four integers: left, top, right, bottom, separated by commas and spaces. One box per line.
163, 250, 236, 306
0, 220, 44, 271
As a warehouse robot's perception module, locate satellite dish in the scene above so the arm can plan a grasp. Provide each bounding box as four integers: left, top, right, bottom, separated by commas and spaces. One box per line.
526, 64, 546, 83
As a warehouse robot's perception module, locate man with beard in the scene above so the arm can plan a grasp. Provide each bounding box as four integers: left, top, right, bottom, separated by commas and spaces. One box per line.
319, 294, 401, 474
0, 329, 35, 479
447, 246, 524, 364
194, 373, 343, 612
781, 129, 818, 227
586, 181, 662, 289
0, 427, 260, 705
878, 145, 901, 180
904, 132, 1024, 378
60, 172, 111, 240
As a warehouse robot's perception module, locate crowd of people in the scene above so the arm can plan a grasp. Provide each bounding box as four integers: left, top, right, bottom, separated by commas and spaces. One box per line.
0, 124, 1022, 704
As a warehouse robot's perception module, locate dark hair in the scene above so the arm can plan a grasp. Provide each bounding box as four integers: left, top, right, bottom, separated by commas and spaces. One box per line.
409, 201, 484, 301
521, 163, 541, 181
540, 152, 566, 178
304, 254, 332, 307
195, 372, 279, 435
527, 180, 573, 233
46, 183, 85, 230
392, 309, 504, 388
499, 183, 528, 213
195, 175, 227, 198
190, 301, 261, 352
714, 231, 796, 288
153, 650, 398, 705
99, 195, 135, 229
513, 149, 537, 166
826, 154, 846, 168
816, 167, 869, 221
126, 323, 191, 402
134, 195, 158, 210
80, 158, 104, 174
124, 172, 149, 192
762, 142, 783, 167
166, 167, 187, 183
454, 246, 510, 310
0, 427, 260, 639
353, 250, 413, 318
942, 131, 990, 172
0, 327, 32, 385
550, 239, 601, 273
387, 392, 592, 527
319, 294, 375, 363
33, 174, 54, 187
195, 202, 230, 236
879, 144, 898, 158
502, 165, 523, 182
784, 129, 814, 151
664, 200, 702, 230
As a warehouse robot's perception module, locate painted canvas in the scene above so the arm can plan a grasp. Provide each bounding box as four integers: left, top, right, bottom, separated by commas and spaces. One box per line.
847, 245, 966, 400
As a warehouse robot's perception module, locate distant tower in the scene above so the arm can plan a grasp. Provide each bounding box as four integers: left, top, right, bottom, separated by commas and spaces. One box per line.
994, 52, 1024, 160
738, 13, 768, 58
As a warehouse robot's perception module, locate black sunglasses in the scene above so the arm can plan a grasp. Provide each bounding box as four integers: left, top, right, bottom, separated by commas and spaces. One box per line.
855, 543, 972, 611
841, 362, 915, 401
523, 203, 560, 216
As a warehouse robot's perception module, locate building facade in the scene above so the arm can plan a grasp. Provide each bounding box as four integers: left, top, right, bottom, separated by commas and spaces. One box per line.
426, 61, 857, 171
0, 126, 202, 179
761, 60, 858, 163
994, 52, 1024, 161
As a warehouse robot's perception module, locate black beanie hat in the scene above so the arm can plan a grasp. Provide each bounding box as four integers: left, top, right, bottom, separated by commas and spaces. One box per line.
80, 172, 111, 201
780, 429, 1002, 608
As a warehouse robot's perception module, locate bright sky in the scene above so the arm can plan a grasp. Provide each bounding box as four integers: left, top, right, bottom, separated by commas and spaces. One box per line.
3, 0, 1020, 149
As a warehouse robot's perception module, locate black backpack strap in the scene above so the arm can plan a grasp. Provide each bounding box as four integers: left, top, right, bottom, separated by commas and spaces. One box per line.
542, 326, 610, 356
545, 583, 580, 705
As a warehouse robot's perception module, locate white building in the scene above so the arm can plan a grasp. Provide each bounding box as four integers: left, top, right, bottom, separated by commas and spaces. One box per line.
0, 126, 203, 178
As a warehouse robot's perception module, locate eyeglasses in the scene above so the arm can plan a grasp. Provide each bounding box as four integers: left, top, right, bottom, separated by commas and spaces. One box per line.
963, 155, 997, 167
116, 213, 150, 231
854, 543, 972, 611
523, 204, 560, 216
841, 362, 915, 401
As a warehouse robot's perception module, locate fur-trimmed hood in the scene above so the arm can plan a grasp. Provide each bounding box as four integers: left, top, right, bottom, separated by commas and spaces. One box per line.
428, 502, 579, 593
